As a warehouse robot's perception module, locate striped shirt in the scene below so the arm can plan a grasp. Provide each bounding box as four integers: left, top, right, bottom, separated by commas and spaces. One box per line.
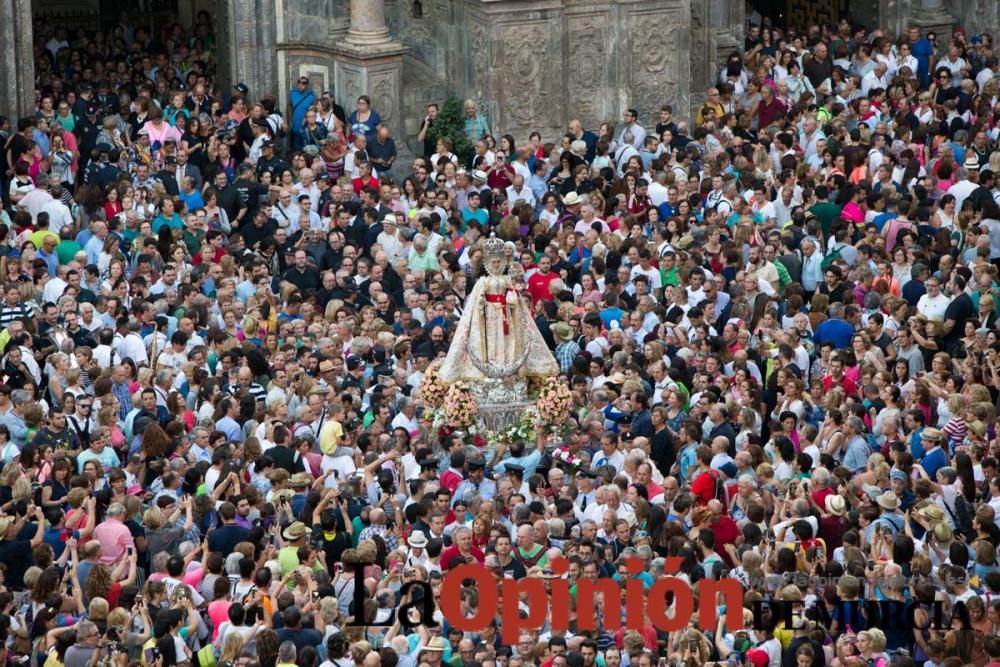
224, 382, 266, 403
112, 381, 132, 421
0, 303, 32, 327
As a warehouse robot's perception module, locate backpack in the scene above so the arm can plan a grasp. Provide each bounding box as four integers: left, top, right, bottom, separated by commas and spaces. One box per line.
947, 493, 975, 539
821, 247, 843, 271
711, 470, 727, 504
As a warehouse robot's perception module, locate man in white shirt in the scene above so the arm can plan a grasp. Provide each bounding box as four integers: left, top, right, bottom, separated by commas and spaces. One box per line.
647, 172, 669, 206
915, 276, 951, 322
510, 147, 531, 182
977, 58, 996, 93
273, 190, 300, 231
41, 185, 73, 234
42, 268, 69, 304
116, 320, 149, 365
19, 173, 54, 222
861, 62, 889, 96
505, 175, 536, 208
947, 160, 981, 211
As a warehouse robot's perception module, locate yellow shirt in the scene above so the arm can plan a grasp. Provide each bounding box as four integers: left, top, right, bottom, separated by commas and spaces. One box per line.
319, 419, 344, 455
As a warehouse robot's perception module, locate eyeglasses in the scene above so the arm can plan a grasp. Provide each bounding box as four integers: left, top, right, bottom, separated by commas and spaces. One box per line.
80, 404, 92, 410
298, 79, 309, 85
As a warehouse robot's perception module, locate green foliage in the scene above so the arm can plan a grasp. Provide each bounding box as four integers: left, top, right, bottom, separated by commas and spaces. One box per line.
426, 94, 472, 159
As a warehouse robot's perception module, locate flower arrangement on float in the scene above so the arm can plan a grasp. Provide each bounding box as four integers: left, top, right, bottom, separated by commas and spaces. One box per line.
442, 381, 478, 429
535, 376, 573, 427
420, 361, 447, 409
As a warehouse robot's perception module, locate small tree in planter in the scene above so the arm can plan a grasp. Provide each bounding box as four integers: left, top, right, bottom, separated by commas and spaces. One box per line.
426, 94, 473, 162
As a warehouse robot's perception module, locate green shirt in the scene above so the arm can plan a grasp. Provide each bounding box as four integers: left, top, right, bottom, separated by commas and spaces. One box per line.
809, 202, 841, 237
56, 240, 82, 265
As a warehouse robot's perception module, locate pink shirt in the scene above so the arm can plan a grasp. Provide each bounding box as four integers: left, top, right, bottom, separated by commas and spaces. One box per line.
93, 519, 134, 565
208, 600, 232, 640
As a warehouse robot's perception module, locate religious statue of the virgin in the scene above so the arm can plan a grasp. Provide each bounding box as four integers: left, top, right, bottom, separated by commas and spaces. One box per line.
438, 234, 558, 382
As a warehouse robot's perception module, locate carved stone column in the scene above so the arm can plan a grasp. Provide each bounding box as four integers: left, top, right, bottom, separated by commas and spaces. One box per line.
346, 0, 392, 46
909, 0, 955, 41
0, 0, 34, 120
329, 0, 405, 140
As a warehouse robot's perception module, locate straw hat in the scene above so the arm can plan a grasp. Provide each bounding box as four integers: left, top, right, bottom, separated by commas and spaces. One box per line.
281, 521, 311, 541
918, 505, 946, 524
876, 491, 900, 511
825, 495, 847, 516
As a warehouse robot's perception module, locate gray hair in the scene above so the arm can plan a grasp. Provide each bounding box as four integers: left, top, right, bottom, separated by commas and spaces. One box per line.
278, 641, 297, 663
847, 416, 866, 434
10, 390, 30, 406
151, 551, 170, 572
76, 620, 97, 641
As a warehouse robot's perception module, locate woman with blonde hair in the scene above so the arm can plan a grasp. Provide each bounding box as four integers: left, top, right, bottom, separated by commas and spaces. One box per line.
219, 632, 245, 665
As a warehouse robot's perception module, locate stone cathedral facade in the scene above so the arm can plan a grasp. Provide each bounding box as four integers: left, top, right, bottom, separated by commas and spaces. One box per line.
5, 0, 1000, 154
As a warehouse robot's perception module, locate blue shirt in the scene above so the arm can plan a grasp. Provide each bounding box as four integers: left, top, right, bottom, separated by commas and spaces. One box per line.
922, 446, 947, 479
494, 449, 542, 478
37, 249, 58, 276
600, 307, 625, 330
349, 110, 382, 142
179, 190, 205, 211
215, 415, 243, 443
813, 318, 854, 349
843, 435, 871, 472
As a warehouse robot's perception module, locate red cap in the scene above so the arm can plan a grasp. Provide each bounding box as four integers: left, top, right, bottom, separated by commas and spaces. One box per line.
746, 649, 770, 667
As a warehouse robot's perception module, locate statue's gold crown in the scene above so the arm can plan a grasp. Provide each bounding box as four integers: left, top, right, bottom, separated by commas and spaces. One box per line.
484, 232, 505, 260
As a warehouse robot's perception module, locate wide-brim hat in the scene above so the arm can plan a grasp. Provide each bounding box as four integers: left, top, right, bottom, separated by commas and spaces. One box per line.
552, 322, 574, 341
965, 155, 981, 170
282, 521, 311, 541
319, 360, 336, 373
563, 191, 582, 206
408, 532, 428, 548
290, 473, 311, 488
918, 505, 946, 524
607, 372, 627, 385
876, 491, 900, 511
825, 494, 846, 516
419, 637, 447, 652
922, 427, 945, 444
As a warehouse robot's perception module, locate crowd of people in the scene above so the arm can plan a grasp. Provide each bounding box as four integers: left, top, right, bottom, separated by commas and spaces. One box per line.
3, 7, 1000, 667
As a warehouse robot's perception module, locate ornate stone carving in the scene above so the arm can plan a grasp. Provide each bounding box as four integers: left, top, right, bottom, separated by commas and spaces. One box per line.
468, 19, 490, 97
629, 12, 687, 126
498, 22, 556, 130
371, 75, 395, 121
566, 14, 606, 125
344, 73, 363, 105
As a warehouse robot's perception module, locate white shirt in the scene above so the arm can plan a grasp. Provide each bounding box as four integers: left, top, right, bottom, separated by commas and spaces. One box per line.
505, 185, 536, 207
916, 292, 951, 322
42, 278, 68, 304
41, 200, 73, 235
861, 70, 888, 96
947, 179, 979, 213
116, 331, 149, 365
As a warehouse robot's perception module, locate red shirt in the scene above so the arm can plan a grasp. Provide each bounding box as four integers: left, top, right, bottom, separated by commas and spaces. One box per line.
439, 544, 485, 568
691, 469, 719, 506
822, 373, 857, 396
527, 270, 558, 304
352, 175, 379, 195
712, 514, 740, 567
811, 486, 834, 511
440, 469, 462, 494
